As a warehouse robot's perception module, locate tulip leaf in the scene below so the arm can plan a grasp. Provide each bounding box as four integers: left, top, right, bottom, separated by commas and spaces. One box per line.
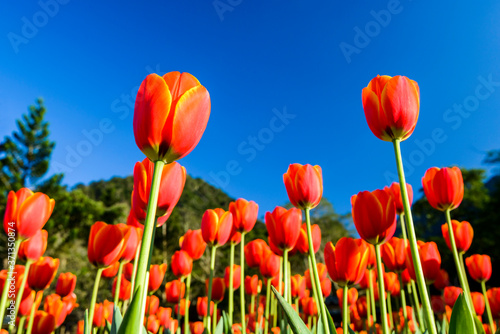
326, 308, 336, 334
449, 294, 474, 334
111, 306, 123, 334
316, 317, 324, 334
118, 288, 144, 334
439, 317, 448, 334
271, 286, 311, 334
474, 316, 486, 334
222, 310, 230, 333
214, 315, 224, 334
348, 326, 356, 334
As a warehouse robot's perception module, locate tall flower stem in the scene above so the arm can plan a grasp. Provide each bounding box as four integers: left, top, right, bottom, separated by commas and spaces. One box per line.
240, 232, 247, 334
459, 252, 474, 306
365, 288, 371, 329
308, 255, 321, 313
264, 279, 272, 334
25, 291, 40, 334
134, 159, 165, 315
387, 294, 393, 330
213, 303, 218, 333
481, 281, 496, 332
368, 269, 377, 323
18, 315, 26, 334
393, 139, 437, 334
88, 268, 104, 334
342, 285, 349, 334
444, 209, 476, 320
206, 246, 217, 334
229, 242, 235, 327
409, 281, 424, 330
304, 208, 330, 334
375, 244, 390, 334
113, 262, 125, 305
124, 243, 141, 313
399, 274, 409, 334
0, 239, 21, 323
11, 258, 33, 329
184, 272, 192, 334
283, 249, 289, 304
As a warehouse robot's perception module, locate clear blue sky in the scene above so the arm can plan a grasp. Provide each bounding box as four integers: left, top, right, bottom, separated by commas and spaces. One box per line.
2, 0, 500, 219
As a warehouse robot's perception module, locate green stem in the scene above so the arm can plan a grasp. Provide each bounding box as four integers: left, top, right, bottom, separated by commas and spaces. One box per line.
240, 232, 246, 334
11, 258, 32, 331
129, 243, 141, 296
307, 255, 321, 316
113, 262, 124, 306
264, 279, 271, 334
229, 242, 235, 327
251, 294, 255, 316
283, 249, 289, 304
134, 159, 165, 315
274, 256, 282, 329
459, 252, 474, 307
387, 293, 393, 330
482, 281, 496, 333
213, 303, 218, 333
375, 244, 390, 334
287, 261, 292, 303
304, 208, 330, 334
392, 139, 437, 334
342, 285, 349, 334
399, 273, 409, 334
184, 273, 191, 334
88, 268, 103, 334
368, 269, 377, 323
400, 213, 408, 240
18, 315, 26, 334
207, 246, 217, 334
410, 280, 424, 330
444, 209, 477, 321
25, 291, 40, 334
0, 239, 21, 324
365, 288, 371, 329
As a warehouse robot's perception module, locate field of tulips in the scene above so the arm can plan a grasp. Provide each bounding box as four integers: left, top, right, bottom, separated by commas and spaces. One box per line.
1, 72, 497, 334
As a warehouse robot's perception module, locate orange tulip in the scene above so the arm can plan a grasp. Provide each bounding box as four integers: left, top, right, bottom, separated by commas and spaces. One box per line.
265, 206, 302, 251
146, 315, 160, 334
383, 272, 399, 296
320, 277, 332, 297
93, 300, 113, 328
283, 163, 323, 209
28, 256, 59, 291
62, 292, 78, 315
384, 182, 413, 215
201, 208, 233, 247
18, 229, 48, 262
336, 287, 359, 310
302, 296, 318, 316
55, 272, 77, 297
362, 75, 420, 142
174, 299, 190, 316
191, 321, 205, 334
180, 229, 206, 260
245, 275, 261, 296
3, 188, 55, 240
293, 223, 321, 254
148, 263, 168, 293
381, 237, 408, 273
471, 292, 485, 316
156, 307, 172, 327
229, 198, 259, 233
101, 261, 120, 278
171, 251, 192, 279
466, 254, 492, 283
112, 274, 131, 301
405, 241, 441, 284
259, 250, 280, 279
165, 279, 185, 304
244, 239, 269, 268
422, 167, 464, 211
291, 274, 306, 299
356, 296, 368, 318
117, 224, 142, 262
351, 189, 397, 245
487, 288, 500, 319
224, 265, 241, 290
44, 294, 68, 328
444, 286, 463, 307
324, 238, 369, 287
305, 263, 327, 290
87, 221, 127, 268
197, 296, 214, 317
145, 295, 160, 315
207, 277, 226, 303
132, 158, 186, 225
32, 310, 56, 334
133, 72, 210, 162
441, 220, 473, 253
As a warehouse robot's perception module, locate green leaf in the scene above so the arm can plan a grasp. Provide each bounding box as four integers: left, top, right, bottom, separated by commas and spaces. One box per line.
449, 294, 475, 334
474, 316, 486, 334
326, 307, 336, 333
348, 325, 356, 334
214, 315, 225, 334
118, 288, 144, 334
439, 317, 447, 334
271, 286, 311, 334
111, 306, 123, 334
317, 316, 324, 334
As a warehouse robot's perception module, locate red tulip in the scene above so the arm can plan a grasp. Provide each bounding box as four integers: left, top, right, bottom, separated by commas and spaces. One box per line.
145, 295, 160, 315
165, 279, 185, 304
229, 198, 259, 233
229, 225, 241, 245
146, 315, 160, 334
112, 274, 131, 301
320, 277, 332, 297
206, 277, 226, 303
62, 292, 78, 315
401, 269, 411, 286
361, 75, 420, 142
44, 294, 68, 328
156, 307, 172, 327
487, 288, 500, 319
245, 275, 261, 296
55, 272, 77, 297
305, 263, 327, 290
171, 251, 192, 278
18, 229, 48, 262
265, 206, 302, 251
180, 229, 207, 260
336, 287, 358, 310
302, 296, 318, 316
191, 321, 205, 334
224, 265, 241, 290
366, 244, 376, 270
93, 300, 113, 328
283, 163, 323, 209
444, 286, 463, 307
133, 71, 211, 162
431, 295, 446, 315
101, 261, 120, 278
32, 310, 56, 334
405, 241, 441, 284
3, 188, 55, 240
28, 256, 59, 291
123, 262, 134, 281
87, 221, 127, 268
466, 254, 492, 283
441, 220, 473, 253
291, 274, 306, 299
355, 296, 368, 318
293, 223, 321, 254
358, 268, 376, 290
384, 182, 413, 215
381, 237, 408, 272
117, 224, 142, 262
324, 238, 369, 287
383, 272, 399, 296
132, 159, 186, 225
471, 292, 485, 316
197, 296, 214, 317
148, 263, 168, 293
174, 299, 190, 316
259, 250, 280, 279
201, 208, 233, 247
422, 167, 464, 211
432, 269, 450, 290
1, 265, 25, 299
351, 189, 397, 245
244, 239, 269, 268
19, 290, 42, 317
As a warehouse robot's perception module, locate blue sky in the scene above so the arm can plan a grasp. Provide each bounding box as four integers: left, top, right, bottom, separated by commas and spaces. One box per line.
1, 0, 500, 219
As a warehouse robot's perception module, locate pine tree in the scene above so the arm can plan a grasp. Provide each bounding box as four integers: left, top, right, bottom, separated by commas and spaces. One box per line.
0, 98, 55, 196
